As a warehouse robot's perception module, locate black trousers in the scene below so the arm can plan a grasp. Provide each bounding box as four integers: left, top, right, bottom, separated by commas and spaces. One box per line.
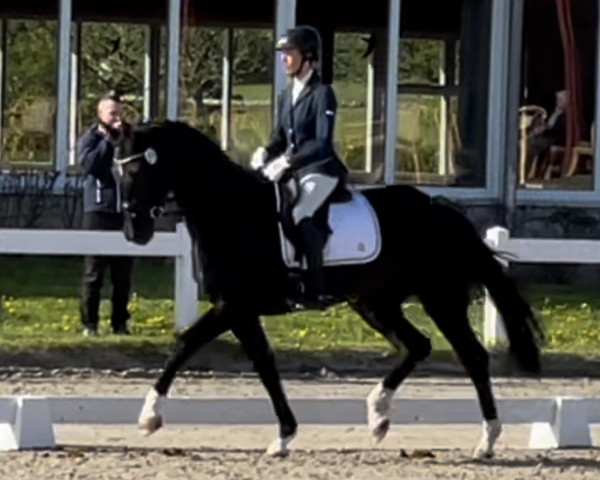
80, 212, 134, 331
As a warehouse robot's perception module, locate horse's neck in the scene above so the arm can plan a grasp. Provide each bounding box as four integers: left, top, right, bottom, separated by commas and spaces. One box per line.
174, 158, 267, 245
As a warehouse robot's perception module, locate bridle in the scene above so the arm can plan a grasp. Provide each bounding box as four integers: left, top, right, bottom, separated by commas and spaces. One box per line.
113, 147, 158, 170
113, 147, 177, 219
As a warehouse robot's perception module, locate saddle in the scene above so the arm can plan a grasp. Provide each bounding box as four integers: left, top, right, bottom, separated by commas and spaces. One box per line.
274, 178, 382, 270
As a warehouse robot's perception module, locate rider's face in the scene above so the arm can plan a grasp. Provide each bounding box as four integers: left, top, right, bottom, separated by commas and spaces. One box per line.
281, 48, 303, 74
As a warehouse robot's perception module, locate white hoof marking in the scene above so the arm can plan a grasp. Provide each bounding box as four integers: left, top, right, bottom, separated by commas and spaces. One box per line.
138, 388, 166, 436
266, 433, 296, 457
366, 382, 395, 442
473, 419, 502, 459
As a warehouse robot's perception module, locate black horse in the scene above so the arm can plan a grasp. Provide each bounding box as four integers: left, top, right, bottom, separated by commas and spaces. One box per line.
113, 120, 544, 458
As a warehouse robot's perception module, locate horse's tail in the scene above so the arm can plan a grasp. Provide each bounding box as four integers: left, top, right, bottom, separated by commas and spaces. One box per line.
466, 221, 546, 374
431, 197, 545, 374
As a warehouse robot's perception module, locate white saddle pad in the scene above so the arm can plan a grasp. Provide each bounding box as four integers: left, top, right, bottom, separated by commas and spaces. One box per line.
275, 185, 382, 269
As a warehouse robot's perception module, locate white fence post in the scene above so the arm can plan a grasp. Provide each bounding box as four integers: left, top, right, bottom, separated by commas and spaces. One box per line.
174, 222, 198, 331
484, 226, 510, 345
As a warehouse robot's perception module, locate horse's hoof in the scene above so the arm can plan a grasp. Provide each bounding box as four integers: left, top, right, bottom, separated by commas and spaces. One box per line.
371, 418, 391, 443
266, 434, 295, 457
138, 388, 166, 436
472, 419, 502, 459
366, 382, 394, 443
138, 415, 164, 436
472, 448, 494, 460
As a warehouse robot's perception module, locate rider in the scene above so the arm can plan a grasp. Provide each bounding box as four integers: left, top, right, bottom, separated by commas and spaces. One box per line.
251, 25, 348, 309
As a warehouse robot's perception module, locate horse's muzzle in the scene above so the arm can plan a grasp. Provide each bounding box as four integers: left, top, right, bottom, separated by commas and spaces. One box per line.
123, 211, 155, 245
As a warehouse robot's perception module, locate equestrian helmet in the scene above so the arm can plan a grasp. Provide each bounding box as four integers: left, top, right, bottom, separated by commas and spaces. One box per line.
276, 25, 321, 62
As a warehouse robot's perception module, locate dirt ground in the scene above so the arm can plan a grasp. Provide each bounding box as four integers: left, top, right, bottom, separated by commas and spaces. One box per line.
1, 373, 600, 478
1, 426, 600, 480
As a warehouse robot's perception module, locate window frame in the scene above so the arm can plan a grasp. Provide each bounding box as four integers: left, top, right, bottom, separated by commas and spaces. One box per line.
510, 0, 600, 207
378, 0, 510, 202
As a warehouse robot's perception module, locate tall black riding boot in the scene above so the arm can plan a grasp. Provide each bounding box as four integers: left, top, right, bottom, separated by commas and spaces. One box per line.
297, 218, 332, 310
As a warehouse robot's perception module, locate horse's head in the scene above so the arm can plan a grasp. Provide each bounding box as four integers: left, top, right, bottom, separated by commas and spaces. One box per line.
113, 121, 170, 245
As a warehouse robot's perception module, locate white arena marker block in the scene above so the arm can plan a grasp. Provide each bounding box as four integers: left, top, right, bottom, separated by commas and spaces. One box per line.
529, 422, 559, 449
0, 424, 19, 451
0, 396, 55, 451
0, 396, 19, 451
529, 397, 592, 449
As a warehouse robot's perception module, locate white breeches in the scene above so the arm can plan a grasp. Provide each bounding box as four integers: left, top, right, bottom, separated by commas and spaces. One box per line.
292, 173, 338, 225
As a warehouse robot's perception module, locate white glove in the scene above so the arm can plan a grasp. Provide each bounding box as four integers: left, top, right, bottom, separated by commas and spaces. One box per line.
250, 147, 268, 170
263, 155, 290, 182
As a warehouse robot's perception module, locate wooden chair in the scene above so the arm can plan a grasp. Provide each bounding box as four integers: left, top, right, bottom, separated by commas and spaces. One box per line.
548, 122, 595, 178
518, 105, 547, 183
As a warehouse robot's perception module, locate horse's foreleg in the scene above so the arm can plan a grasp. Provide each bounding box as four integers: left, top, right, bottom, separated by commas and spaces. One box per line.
350, 298, 431, 443
229, 309, 297, 457
138, 307, 229, 435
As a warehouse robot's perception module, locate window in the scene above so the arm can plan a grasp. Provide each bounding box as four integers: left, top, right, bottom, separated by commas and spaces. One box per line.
77, 23, 154, 136
231, 28, 273, 164
179, 25, 273, 165
395, 0, 492, 188
332, 31, 379, 182
72, 20, 167, 166
2, 18, 58, 167
396, 38, 460, 185
516, 0, 597, 192
179, 26, 223, 141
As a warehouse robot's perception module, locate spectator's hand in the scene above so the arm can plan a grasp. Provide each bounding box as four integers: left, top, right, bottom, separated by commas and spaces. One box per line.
108, 121, 127, 144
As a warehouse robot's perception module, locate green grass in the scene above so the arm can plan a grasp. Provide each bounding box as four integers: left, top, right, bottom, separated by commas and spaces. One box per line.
2, 256, 600, 364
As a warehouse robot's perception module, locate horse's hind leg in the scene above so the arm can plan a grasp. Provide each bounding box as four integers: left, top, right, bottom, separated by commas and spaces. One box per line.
421, 294, 501, 459
138, 306, 230, 435
228, 305, 297, 457
349, 297, 432, 442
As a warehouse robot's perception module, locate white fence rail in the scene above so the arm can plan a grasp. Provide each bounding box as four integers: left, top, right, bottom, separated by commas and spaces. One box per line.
0, 223, 198, 330
0, 394, 597, 451
484, 226, 600, 344
0, 223, 591, 345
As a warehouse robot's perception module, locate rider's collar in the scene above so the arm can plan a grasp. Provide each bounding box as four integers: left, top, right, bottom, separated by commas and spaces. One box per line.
292, 68, 313, 103
293, 67, 313, 88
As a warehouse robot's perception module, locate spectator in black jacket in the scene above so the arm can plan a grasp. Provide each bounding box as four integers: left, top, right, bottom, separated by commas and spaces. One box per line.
78, 91, 133, 337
